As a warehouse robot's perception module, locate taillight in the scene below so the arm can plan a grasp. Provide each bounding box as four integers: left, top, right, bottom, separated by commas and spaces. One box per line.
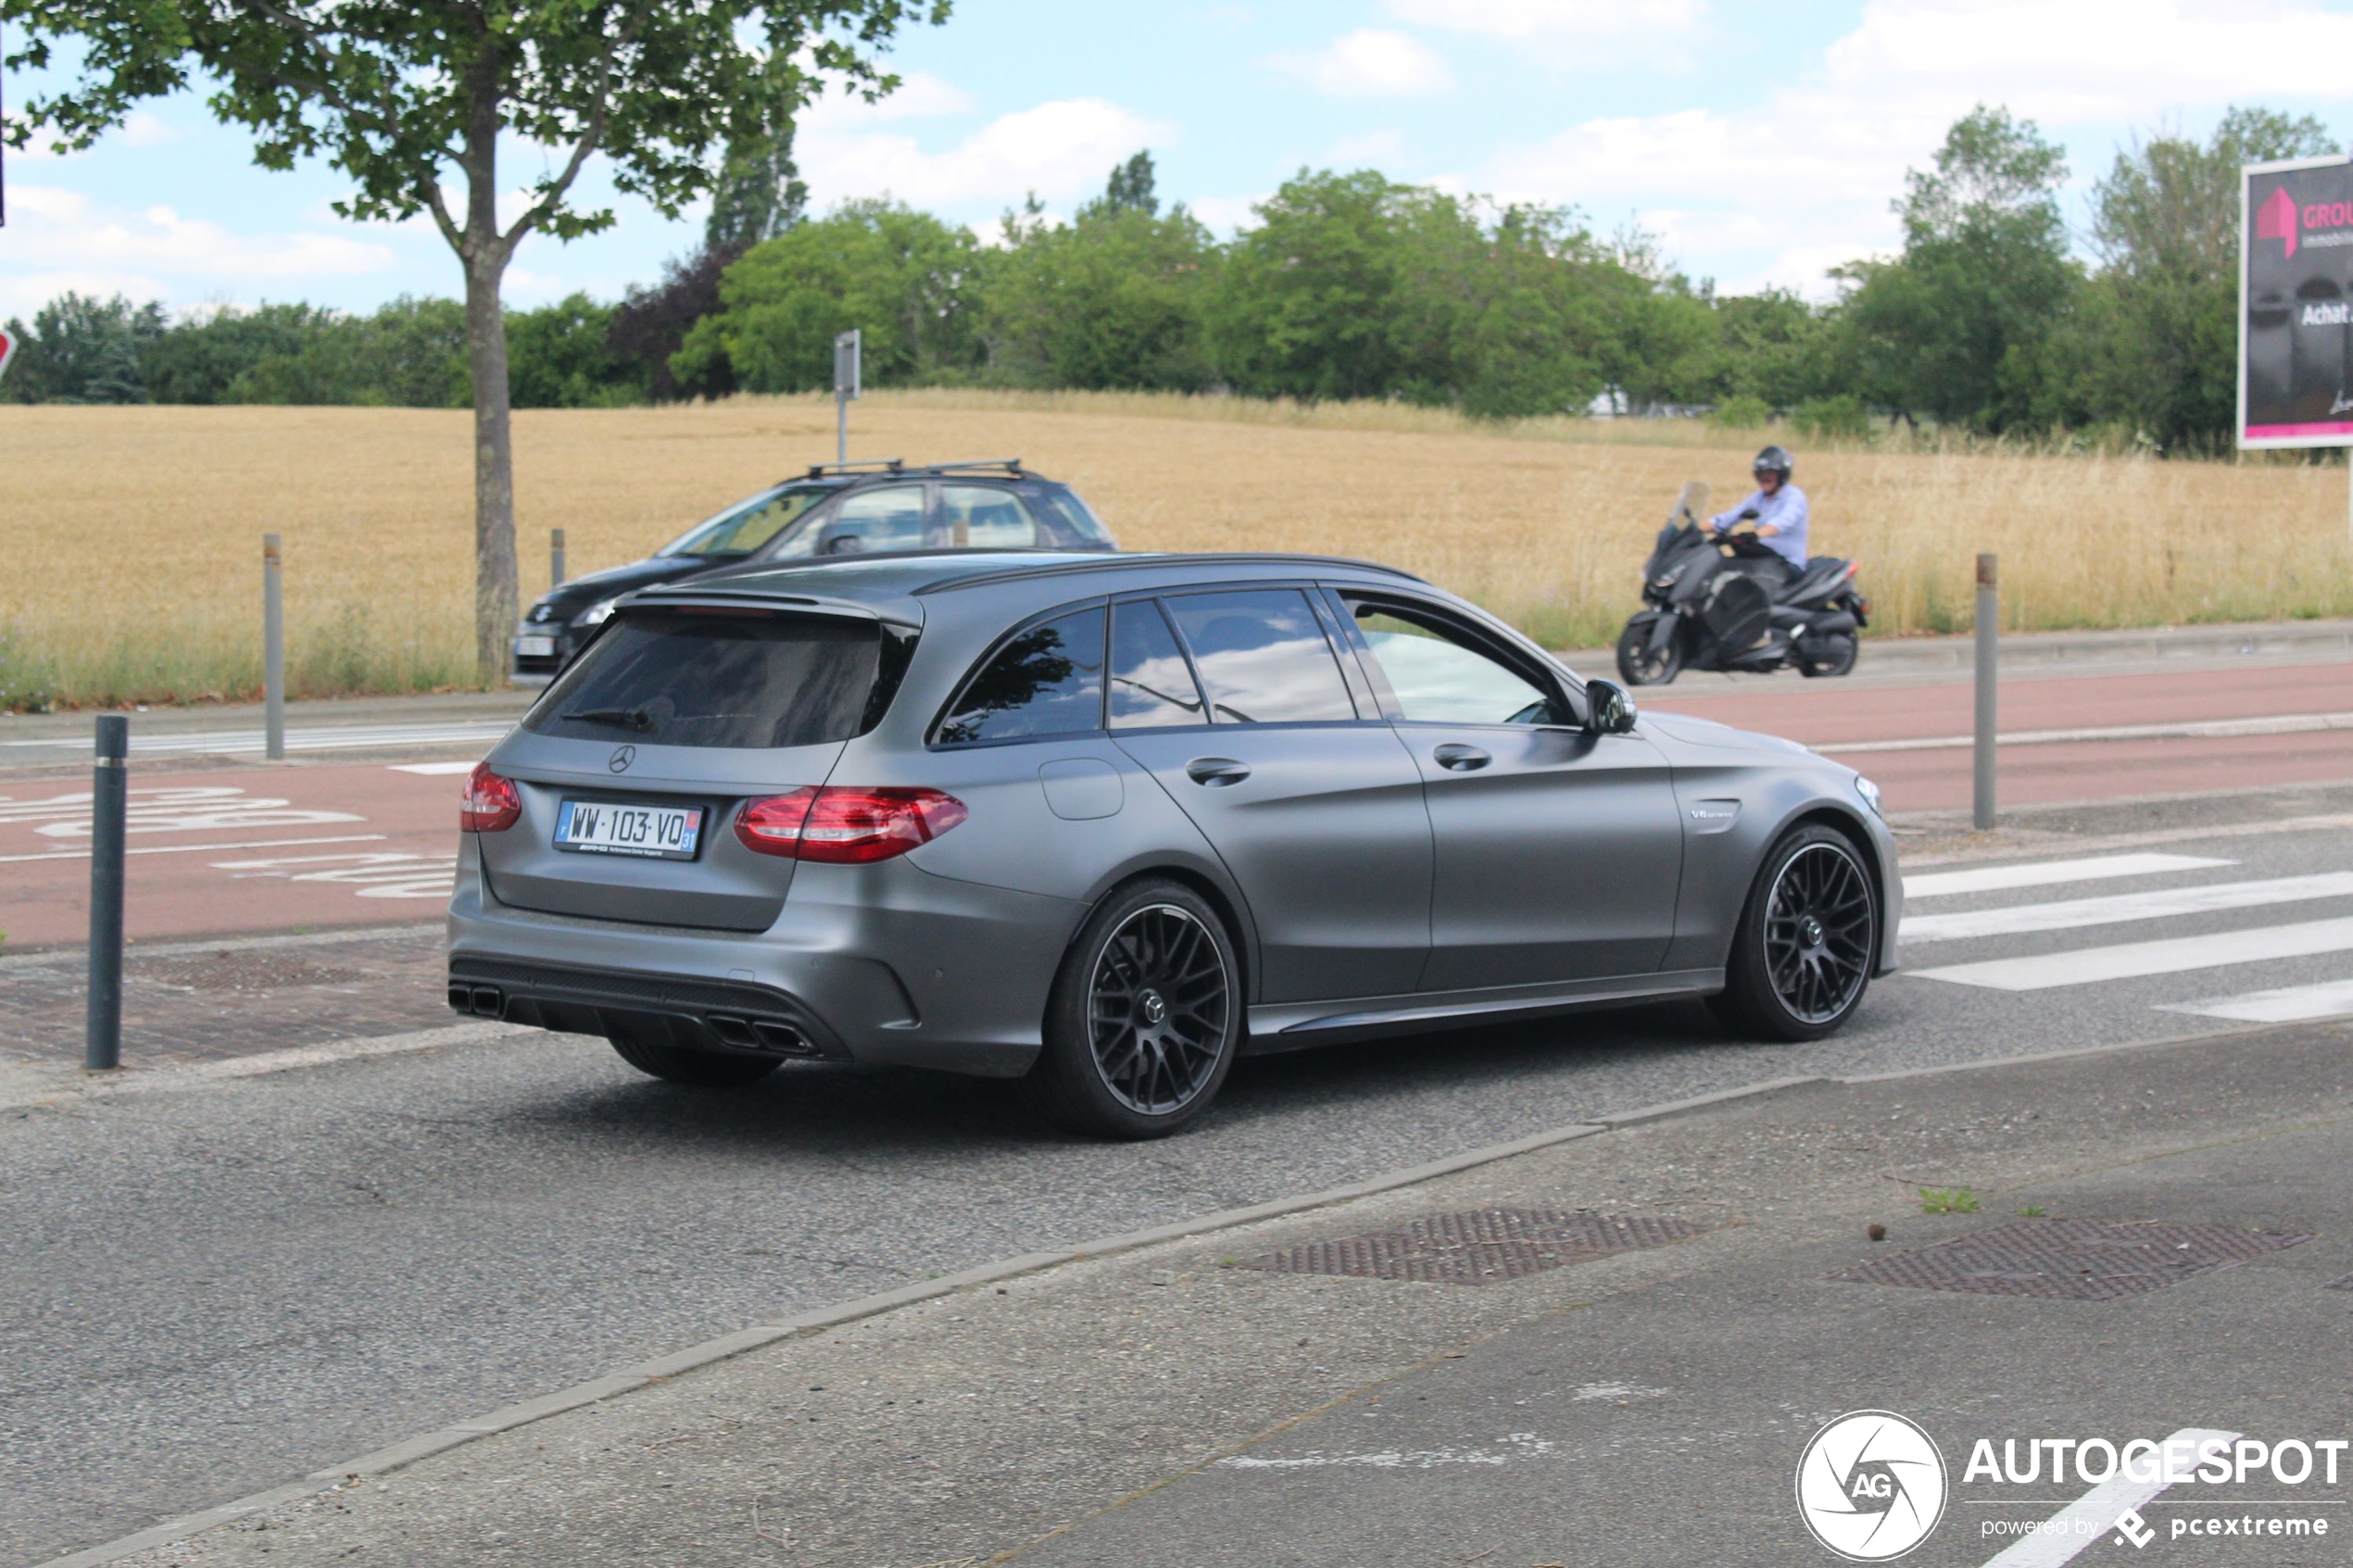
733, 786, 967, 863
735, 787, 818, 853
460, 765, 522, 833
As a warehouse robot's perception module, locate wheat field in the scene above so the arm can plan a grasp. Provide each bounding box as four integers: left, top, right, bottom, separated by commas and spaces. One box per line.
5, 389, 2352, 707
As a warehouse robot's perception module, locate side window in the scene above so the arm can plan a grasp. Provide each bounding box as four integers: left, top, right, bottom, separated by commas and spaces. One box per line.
1109, 600, 1206, 729
1349, 602, 1558, 725
820, 484, 928, 555
941, 485, 1038, 548
1164, 589, 1358, 724
936, 608, 1106, 745
1031, 486, 1115, 546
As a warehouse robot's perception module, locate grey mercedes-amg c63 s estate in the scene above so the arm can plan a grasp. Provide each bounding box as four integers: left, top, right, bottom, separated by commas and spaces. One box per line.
448, 550, 1900, 1138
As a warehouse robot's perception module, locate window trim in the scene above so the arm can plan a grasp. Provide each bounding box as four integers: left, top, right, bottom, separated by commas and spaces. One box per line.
926, 596, 1112, 750
1156, 582, 1373, 728
1333, 589, 1585, 730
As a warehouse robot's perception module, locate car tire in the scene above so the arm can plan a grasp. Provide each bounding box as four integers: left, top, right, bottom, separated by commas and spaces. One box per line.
607, 1027, 783, 1087
1021, 878, 1243, 1140
1708, 823, 1879, 1042
1616, 621, 1683, 686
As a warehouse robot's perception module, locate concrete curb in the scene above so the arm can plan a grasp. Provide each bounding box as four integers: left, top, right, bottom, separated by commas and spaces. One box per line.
31, 1017, 2346, 1568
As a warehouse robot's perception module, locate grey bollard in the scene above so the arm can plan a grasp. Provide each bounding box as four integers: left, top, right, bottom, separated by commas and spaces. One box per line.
550, 527, 567, 589
85, 714, 129, 1071
263, 533, 285, 761
1973, 553, 1997, 832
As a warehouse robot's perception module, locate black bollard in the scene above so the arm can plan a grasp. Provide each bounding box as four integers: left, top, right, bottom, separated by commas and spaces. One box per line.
85, 713, 129, 1071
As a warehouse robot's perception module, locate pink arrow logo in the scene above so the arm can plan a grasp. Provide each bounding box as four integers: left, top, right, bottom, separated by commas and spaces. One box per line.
2257, 185, 2301, 257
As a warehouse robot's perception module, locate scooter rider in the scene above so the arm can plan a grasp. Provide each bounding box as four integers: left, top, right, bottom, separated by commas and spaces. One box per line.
1709, 445, 1808, 577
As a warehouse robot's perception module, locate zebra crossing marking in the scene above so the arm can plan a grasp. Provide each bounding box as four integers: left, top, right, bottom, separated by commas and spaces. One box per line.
1909, 915, 2353, 991
2156, 978, 2353, 1023
1899, 871, 2353, 945
1901, 853, 2233, 901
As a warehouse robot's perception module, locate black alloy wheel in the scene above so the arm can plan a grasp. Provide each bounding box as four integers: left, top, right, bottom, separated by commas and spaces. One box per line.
1615, 621, 1684, 686
1711, 824, 1878, 1041
1025, 878, 1242, 1138
1088, 903, 1231, 1115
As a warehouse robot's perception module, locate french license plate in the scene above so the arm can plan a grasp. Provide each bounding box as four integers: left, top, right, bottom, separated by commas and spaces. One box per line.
553, 799, 703, 859
515, 635, 557, 658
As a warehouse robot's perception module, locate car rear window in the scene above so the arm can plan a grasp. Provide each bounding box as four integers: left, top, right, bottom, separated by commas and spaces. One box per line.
526, 611, 884, 749
936, 608, 1106, 745
1164, 589, 1358, 724
1030, 486, 1116, 546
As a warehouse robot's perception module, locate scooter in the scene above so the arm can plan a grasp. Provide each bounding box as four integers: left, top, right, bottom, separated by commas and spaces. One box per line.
1614, 482, 1870, 686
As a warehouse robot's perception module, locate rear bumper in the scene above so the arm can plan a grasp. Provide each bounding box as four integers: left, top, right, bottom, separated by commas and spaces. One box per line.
447, 839, 1081, 1078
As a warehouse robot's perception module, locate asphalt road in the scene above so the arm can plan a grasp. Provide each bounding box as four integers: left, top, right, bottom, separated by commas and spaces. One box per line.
11, 807, 2353, 1564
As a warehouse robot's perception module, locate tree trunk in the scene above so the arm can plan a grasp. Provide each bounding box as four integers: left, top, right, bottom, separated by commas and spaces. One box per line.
458, 52, 517, 689
465, 257, 518, 686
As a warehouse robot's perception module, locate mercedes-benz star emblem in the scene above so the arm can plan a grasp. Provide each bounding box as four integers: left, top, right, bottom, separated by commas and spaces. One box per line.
608, 745, 635, 773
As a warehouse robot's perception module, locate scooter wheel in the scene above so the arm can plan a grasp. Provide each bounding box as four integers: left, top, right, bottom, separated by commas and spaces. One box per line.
1616, 622, 1683, 686
1797, 637, 1858, 679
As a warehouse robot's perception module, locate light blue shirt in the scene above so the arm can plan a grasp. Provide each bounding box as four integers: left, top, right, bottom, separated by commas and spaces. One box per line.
1710, 484, 1809, 568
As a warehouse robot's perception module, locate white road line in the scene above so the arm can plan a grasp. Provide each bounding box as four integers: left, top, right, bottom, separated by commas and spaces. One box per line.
2157, 978, 2353, 1022
1820, 710, 2353, 754
1979, 1427, 2240, 1566
1901, 872, 2353, 945
0, 834, 386, 865
389, 760, 483, 776
1903, 854, 2234, 901
1914, 917, 2353, 990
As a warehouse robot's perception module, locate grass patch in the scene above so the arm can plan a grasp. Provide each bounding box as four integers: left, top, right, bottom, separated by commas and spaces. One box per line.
1919, 1188, 1982, 1215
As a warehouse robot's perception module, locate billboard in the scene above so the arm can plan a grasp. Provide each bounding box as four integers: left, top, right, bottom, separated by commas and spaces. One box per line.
2241, 154, 2353, 448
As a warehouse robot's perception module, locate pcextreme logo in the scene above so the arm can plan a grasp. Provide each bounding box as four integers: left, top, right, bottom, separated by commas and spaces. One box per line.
1796, 1411, 1950, 1561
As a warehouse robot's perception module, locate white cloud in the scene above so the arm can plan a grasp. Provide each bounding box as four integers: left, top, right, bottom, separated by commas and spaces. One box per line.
1474, 0, 2353, 295
801, 69, 977, 127
1265, 30, 1455, 98
1389, 0, 1706, 39
4, 186, 398, 280
0, 270, 172, 319
1825, 0, 2353, 123
119, 110, 180, 148
1187, 194, 1265, 235
799, 96, 1173, 209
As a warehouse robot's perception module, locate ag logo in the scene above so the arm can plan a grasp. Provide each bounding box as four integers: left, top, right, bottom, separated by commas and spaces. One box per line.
1795, 1411, 1947, 1561
608, 745, 635, 773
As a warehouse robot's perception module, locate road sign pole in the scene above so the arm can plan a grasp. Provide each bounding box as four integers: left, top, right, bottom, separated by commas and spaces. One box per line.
85, 714, 129, 1072
263, 533, 285, 761
833, 328, 862, 466
1973, 553, 1998, 832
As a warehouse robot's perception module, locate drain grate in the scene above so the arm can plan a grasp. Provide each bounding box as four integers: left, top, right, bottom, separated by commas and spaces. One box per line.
132, 952, 371, 992
1229, 1207, 1722, 1287
1837, 1219, 2310, 1301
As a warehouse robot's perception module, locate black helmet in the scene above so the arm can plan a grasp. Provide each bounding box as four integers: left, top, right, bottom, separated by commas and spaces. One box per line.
1753, 445, 1793, 481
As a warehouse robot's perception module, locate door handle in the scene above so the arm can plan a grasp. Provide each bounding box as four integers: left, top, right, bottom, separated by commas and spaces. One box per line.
1433, 743, 1491, 771
1185, 757, 1252, 786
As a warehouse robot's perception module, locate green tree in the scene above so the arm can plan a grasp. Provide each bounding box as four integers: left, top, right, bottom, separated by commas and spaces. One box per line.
0, 292, 165, 403
1206, 169, 1417, 401
1835, 106, 2082, 431
508, 294, 643, 408
676, 199, 984, 392
142, 303, 341, 405
982, 158, 1217, 391
706, 128, 810, 253
2084, 107, 2336, 450
5, 0, 947, 680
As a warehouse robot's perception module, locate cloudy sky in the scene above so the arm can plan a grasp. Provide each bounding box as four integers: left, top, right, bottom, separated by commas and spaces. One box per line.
4, 0, 2350, 320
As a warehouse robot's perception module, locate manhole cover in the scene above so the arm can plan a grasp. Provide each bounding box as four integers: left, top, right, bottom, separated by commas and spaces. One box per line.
1837, 1219, 2310, 1301
132, 952, 370, 992
1229, 1207, 1723, 1287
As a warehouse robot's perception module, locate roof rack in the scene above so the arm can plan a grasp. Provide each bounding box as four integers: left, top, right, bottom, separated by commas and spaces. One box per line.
799, 457, 1029, 481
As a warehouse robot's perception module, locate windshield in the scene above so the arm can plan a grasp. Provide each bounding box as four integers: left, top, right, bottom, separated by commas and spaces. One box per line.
660, 483, 842, 558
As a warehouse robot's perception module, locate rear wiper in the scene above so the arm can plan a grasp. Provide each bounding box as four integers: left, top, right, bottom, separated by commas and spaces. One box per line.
562, 706, 653, 731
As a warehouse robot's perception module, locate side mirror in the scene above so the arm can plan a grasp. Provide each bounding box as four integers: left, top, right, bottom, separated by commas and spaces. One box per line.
1584, 679, 1638, 736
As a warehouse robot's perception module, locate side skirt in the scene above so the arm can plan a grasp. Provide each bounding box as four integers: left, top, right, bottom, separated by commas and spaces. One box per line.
1243, 967, 1726, 1053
